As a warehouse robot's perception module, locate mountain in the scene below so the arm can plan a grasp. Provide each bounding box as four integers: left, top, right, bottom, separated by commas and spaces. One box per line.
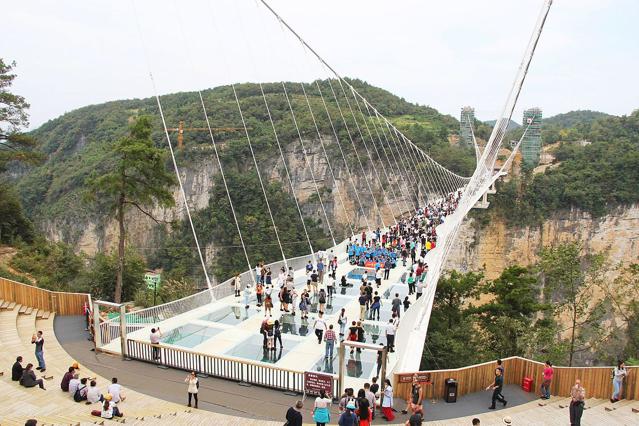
484, 118, 520, 132
542, 110, 612, 128
10, 78, 473, 282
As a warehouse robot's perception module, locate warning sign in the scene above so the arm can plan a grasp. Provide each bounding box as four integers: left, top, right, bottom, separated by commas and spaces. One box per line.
304, 371, 334, 397
398, 372, 432, 383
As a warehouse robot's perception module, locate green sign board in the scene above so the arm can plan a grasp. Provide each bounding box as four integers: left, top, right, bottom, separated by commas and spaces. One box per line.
145, 273, 161, 290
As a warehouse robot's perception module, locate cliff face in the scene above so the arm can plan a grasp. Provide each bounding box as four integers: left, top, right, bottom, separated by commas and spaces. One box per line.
445, 205, 639, 279
41, 134, 415, 272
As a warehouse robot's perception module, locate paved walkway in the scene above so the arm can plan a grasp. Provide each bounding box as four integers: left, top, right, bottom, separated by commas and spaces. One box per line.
55, 316, 542, 425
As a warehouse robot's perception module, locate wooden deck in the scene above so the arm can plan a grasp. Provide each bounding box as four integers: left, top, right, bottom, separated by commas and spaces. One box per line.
1, 302, 637, 425
0, 303, 280, 426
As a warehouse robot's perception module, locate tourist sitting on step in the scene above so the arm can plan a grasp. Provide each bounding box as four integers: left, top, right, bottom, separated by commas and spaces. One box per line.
60, 366, 75, 392
90, 393, 123, 419
73, 378, 89, 402
11, 356, 24, 381
107, 377, 126, 403
86, 379, 104, 404
20, 363, 45, 390
68, 373, 81, 396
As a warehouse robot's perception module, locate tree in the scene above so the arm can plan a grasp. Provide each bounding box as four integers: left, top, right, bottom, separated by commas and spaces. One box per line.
0, 58, 42, 172
476, 265, 553, 358
431, 270, 483, 329
597, 263, 639, 359
539, 242, 606, 366
86, 116, 176, 302
85, 250, 146, 303
0, 182, 34, 244
422, 270, 485, 369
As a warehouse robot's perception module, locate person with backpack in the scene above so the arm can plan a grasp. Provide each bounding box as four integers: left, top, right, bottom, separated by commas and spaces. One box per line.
74, 378, 89, 402
312, 389, 331, 426
338, 401, 357, 426
185, 371, 199, 408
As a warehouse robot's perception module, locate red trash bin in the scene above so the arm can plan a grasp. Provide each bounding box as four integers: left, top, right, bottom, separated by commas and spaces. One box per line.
522, 377, 533, 392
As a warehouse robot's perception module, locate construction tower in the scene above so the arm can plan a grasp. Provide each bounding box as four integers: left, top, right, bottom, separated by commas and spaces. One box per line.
459, 106, 475, 148
521, 108, 542, 167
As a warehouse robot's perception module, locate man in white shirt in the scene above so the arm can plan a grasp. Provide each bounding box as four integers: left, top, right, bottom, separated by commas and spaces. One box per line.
386, 319, 396, 353
68, 373, 80, 396
312, 312, 327, 344
86, 380, 103, 404
150, 327, 162, 360
107, 377, 126, 403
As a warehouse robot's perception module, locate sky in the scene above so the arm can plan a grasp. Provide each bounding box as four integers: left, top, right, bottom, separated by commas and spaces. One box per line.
3, 0, 638, 130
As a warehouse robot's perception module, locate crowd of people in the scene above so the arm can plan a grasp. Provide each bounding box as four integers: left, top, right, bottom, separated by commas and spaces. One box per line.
7, 328, 129, 420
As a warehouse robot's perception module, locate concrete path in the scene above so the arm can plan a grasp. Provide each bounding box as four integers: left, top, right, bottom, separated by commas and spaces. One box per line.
55, 315, 542, 425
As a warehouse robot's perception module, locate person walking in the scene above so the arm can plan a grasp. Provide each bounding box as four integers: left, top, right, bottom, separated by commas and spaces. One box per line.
256, 282, 264, 307
338, 308, 347, 340
233, 273, 241, 297
150, 327, 162, 361
31, 331, 46, 373
273, 319, 283, 350
611, 360, 628, 403
243, 284, 251, 309
185, 371, 199, 408
312, 312, 327, 344
370, 292, 381, 321
338, 401, 357, 426
358, 292, 368, 321
407, 272, 415, 295
318, 288, 327, 314
313, 389, 331, 426
385, 319, 396, 352
285, 400, 304, 426
486, 367, 507, 409
381, 378, 395, 421
392, 293, 402, 319
324, 324, 336, 359
569, 378, 585, 426
540, 361, 553, 400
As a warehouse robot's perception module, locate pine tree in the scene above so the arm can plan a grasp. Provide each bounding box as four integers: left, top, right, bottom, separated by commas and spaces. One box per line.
86, 116, 175, 302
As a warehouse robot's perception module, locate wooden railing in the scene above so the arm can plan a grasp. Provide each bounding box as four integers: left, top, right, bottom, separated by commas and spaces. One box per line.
127, 339, 337, 394
394, 356, 639, 401
0, 277, 90, 315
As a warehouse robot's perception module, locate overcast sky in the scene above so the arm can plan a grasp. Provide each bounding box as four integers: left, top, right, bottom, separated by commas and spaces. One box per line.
3, 0, 638, 130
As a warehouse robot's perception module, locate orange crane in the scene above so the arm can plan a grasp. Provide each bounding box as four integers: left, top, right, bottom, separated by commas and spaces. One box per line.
166, 121, 244, 149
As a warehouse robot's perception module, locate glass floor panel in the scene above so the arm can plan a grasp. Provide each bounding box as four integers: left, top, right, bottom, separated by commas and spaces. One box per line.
160, 323, 224, 348
199, 306, 260, 325
308, 295, 351, 315
346, 267, 376, 281
224, 333, 300, 364
335, 284, 363, 297
383, 283, 409, 300
278, 313, 312, 336
312, 348, 380, 377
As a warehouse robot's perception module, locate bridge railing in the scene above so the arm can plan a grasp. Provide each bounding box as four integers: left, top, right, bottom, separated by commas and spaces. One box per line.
394, 356, 639, 401
95, 245, 349, 349
0, 277, 91, 315
126, 338, 338, 394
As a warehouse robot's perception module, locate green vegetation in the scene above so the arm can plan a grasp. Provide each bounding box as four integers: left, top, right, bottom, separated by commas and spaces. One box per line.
492, 110, 639, 225
150, 171, 330, 281
0, 58, 41, 244
14, 79, 472, 244
85, 116, 176, 302
425, 243, 639, 369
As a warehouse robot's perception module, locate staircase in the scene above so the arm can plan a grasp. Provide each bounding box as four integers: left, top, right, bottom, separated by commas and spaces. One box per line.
0, 301, 278, 426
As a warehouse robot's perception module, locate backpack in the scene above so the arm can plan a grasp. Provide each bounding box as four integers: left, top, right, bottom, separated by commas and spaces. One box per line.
74, 385, 86, 402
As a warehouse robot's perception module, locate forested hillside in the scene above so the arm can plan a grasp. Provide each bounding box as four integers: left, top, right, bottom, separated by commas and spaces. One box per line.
9, 78, 474, 285
491, 109, 639, 225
